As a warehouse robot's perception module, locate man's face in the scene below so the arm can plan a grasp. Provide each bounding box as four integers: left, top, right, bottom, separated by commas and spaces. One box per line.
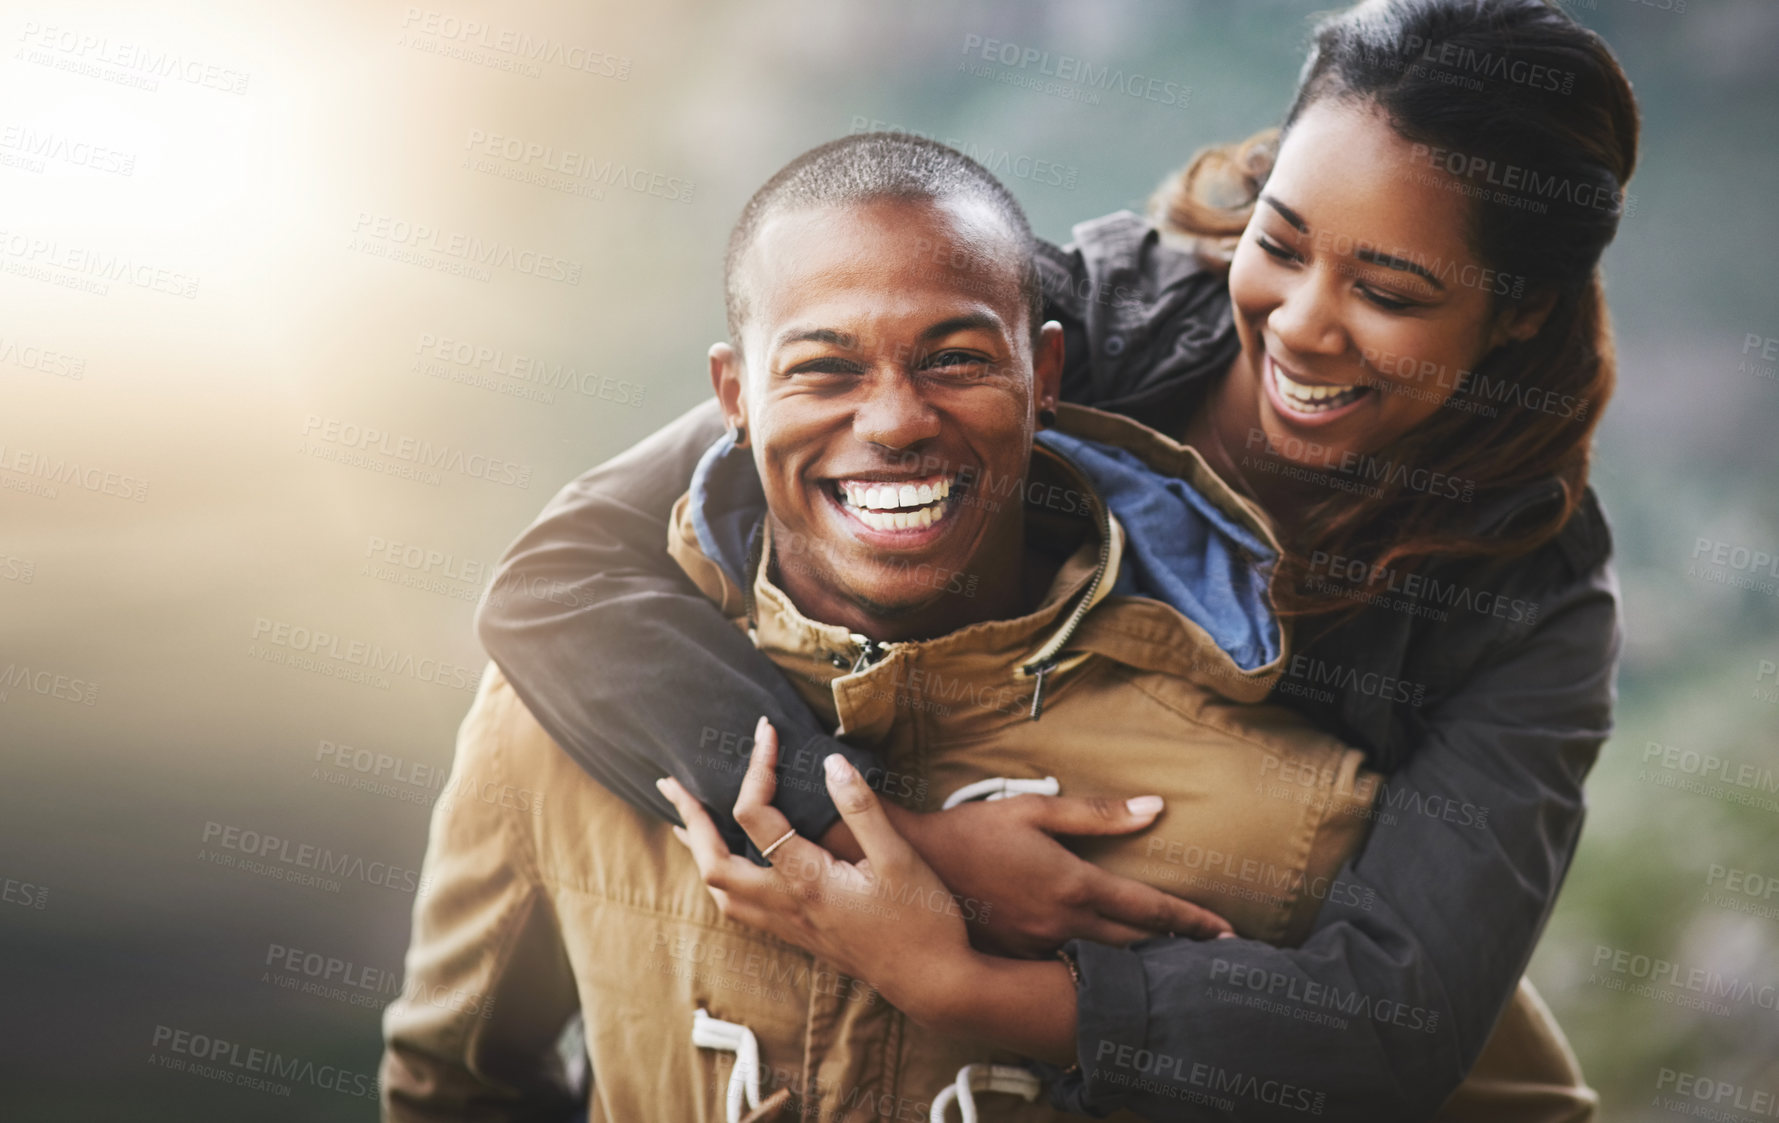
715, 196, 1060, 631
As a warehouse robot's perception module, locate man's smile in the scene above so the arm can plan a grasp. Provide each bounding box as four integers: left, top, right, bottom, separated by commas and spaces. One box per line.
819, 472, 968, 537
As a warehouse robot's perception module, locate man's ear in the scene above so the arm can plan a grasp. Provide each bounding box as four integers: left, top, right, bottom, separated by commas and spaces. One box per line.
709, 342, 748, 443
1488, 290, 1559, 350
1032, 320, 1065, 421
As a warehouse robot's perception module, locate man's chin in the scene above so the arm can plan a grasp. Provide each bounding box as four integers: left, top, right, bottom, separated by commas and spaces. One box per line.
839, 582, 949, 622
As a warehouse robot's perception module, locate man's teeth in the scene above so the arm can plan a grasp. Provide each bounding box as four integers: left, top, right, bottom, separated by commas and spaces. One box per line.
1271, 359, 1366, 412
838, 477, 954, 531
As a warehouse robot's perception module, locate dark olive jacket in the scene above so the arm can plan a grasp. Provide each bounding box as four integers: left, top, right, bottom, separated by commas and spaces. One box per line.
475, 211, 1619, 1121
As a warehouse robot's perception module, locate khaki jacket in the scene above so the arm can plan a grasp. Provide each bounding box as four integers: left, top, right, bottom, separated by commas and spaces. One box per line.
383, 406, 1593, 1122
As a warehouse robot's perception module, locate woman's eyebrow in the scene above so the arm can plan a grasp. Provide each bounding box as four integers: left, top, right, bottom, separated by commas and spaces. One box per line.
1259, 193, 1309, 233
1354, 247, 1446, 290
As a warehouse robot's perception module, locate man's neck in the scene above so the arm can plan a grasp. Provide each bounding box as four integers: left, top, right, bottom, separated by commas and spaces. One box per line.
767, 514, 1035, 644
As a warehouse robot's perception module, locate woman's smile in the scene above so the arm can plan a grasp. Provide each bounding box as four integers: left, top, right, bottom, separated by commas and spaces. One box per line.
1261, 351, 1376, 428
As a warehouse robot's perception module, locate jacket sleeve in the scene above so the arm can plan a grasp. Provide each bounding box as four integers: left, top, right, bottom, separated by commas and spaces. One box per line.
474, 398, 878, 856
381, 669, 583, 1122
1050, 561, 1621, 1121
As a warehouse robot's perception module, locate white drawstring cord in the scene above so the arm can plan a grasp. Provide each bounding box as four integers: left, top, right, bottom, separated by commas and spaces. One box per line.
692, 1008, 763, 1123
941, 776, 1060, 810
930, 1064, 1044, 1122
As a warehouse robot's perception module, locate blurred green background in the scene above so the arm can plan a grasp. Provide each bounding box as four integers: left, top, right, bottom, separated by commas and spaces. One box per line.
1, 0, 1774, 1118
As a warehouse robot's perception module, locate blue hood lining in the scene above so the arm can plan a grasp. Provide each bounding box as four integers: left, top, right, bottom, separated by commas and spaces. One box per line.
687, 427, 1280, 671
1035, 430, 1279, 671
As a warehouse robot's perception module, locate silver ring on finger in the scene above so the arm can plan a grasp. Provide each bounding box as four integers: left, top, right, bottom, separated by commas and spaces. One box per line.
760, 828, 797, 862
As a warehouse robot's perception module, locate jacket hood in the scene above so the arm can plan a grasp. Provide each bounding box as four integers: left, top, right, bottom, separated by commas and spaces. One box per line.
679, 403, 1283, 680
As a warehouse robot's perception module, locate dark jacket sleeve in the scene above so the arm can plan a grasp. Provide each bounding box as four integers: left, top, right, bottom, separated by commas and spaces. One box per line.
474, 398, 877, 856
1050, 560, 1621, 1121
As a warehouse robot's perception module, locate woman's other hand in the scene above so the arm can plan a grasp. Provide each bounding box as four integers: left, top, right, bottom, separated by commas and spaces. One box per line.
824, 788, 1234, 957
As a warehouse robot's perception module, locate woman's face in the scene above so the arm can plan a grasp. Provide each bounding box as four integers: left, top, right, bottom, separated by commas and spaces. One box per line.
1224, 98, 1542, 469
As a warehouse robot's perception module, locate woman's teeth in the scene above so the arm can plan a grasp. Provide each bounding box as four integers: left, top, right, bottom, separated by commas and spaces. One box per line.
1271, 358, 1367, 413
837, 477, 953, 531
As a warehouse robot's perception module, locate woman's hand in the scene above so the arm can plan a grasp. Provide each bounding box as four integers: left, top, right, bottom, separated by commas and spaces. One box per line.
878, 795, 1233, 957
656, 717, 972, 1018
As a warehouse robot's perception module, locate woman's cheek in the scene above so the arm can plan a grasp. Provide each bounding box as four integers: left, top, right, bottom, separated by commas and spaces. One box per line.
1226, 240, 1272, 326
1359, 327, 1473, 432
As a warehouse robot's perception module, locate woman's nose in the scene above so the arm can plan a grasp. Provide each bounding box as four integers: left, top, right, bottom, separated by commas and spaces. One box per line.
1268, 271, 1348, 357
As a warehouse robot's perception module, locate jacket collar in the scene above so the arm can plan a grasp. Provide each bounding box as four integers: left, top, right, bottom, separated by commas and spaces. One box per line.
666, 404, 1292, 719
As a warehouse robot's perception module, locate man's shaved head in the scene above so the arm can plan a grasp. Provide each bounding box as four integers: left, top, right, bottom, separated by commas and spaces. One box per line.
723, 132, 1043, 348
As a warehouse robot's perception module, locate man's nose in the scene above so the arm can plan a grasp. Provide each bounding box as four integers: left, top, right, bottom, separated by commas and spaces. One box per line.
1268, 269, 1349, 357
852, 370, 942, 450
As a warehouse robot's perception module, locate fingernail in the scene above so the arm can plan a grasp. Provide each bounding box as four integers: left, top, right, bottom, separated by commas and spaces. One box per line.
1217, 931, 1236, 940
755, 715, 770, 738
824, 753, 852, 785
1126, 795, 1164, 817
655, 777, 672, 797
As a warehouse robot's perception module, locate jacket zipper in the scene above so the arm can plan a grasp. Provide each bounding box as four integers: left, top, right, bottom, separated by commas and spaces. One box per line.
747, 446, 1116, 719
1017, 443, 1114, 721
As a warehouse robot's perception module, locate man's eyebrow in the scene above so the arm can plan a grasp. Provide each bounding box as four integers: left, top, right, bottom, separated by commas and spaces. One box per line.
771, 314, 1003, 353
1355, 247, 1445, 290
1258, 193, 1309, 234
773, 326, 856, 350
920, 313, 1002, 341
